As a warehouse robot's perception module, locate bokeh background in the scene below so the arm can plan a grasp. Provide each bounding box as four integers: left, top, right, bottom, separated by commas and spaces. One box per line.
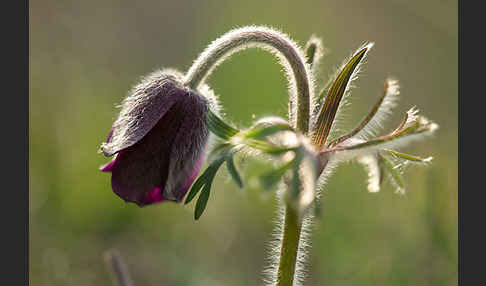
30, 0, 457, 285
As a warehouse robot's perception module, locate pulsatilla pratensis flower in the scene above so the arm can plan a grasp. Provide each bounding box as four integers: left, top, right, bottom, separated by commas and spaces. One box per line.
100, 70, 217, 206
98, 26, 438, 218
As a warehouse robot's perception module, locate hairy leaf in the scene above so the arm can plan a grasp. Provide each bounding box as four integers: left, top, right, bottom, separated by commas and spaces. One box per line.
226, 155, 243, 188
206, 109, 240, 139
312, 45, 371, 148
379, 153, 405, 193
384, 149, 433, 163
194, 181, 213, 220
260, 159, 295, 190
184, 158, 225, 205
329, 79, 399, 147
244, 123, 292, 139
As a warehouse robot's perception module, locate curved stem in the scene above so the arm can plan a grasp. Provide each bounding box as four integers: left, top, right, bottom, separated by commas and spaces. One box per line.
273, 28, 312, 285
184, 26, 312, 133
185, 26, 313, 285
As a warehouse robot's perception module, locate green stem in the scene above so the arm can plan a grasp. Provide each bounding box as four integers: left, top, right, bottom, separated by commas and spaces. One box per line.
276, 202, 302, 286
275, 53, 309, 284
184, 26, 312, 285
184, 26, 312, 133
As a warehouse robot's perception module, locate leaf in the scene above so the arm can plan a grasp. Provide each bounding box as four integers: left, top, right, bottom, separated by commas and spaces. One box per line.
206, 109, 240, 140
357, 155, 381, 193
329, 79, 399, 147
184, 158, 225, 205
323, 112, 438, 155
244, 138, 297, 154
194, 181, 213, 220
207, 142, 232, 162
244, 123, 292, 139
306, 43, 317, 66
184, 167, 212, 204
314, 79, 333, 114
379, 153, 405, 193
384, 149, 433, 163
312, 45, 372, 148
260, 159, 295, 190
306, 45, 316, 65
188, 158, 225, 220
305, 35, 323, 68
226, 155, 243, 188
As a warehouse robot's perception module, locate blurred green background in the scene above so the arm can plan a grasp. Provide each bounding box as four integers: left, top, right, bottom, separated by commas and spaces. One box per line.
30, 0, 457, 285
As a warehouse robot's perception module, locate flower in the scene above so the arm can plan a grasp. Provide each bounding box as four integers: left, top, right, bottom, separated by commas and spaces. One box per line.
100, 70, 216, 206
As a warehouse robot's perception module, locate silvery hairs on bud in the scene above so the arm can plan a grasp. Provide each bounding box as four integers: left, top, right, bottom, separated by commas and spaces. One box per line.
101, 69, 218, 157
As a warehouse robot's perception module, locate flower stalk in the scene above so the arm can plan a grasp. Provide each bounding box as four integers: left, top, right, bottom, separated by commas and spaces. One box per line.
184, 26, 313, 133
275, 72, 312, 286
276, 203, 302, 286
183, 27, 315, 284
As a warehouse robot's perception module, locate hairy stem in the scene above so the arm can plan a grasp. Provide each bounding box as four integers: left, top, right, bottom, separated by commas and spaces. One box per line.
276, 203, 302, 286
274, 30, 312, 283
185, 26, 313, 285
184, 26, 313, 133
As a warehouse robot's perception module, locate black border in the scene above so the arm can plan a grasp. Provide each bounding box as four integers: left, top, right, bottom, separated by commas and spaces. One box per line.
459, 1, 482, 285
2, 0, 29, 284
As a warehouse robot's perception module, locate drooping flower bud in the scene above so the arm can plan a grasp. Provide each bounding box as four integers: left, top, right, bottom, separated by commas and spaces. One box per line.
100, 69, 217, 206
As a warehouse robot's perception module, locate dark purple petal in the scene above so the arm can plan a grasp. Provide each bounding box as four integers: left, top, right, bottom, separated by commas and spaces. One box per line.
163, 95, 210, 201
103, 91, 209, 206
101, 70, 187, 156
100, 159, 116, 172
144, 187, 165, 204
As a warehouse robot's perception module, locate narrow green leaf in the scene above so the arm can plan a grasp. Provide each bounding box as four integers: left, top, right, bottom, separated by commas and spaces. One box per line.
306, 43, 317, 66
206, 109, 240, 140
314, 79, 333, 115
260, 159, 295, 190
184, 158, 225, 205
357, 155, 382, 193
244, 123, 293, 139
384, 149, 432, 163
378, 155, 386, 185
320, 113, 436, 156
379, 153, 405, 192
193, 158, 225, 219
184, 167, 211, 204
194, 181, 212, 220
226, 155, 243, 188
312, 45, 371, 148
305, 35, 323, 68
244, 138, 296, 154
329, 80, 391, 147
207, 142, 234, 163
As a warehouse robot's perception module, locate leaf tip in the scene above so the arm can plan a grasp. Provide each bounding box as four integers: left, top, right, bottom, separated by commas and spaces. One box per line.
365, 42, 375, 50
423, 156, 434, 163
429, 122, 439, 132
